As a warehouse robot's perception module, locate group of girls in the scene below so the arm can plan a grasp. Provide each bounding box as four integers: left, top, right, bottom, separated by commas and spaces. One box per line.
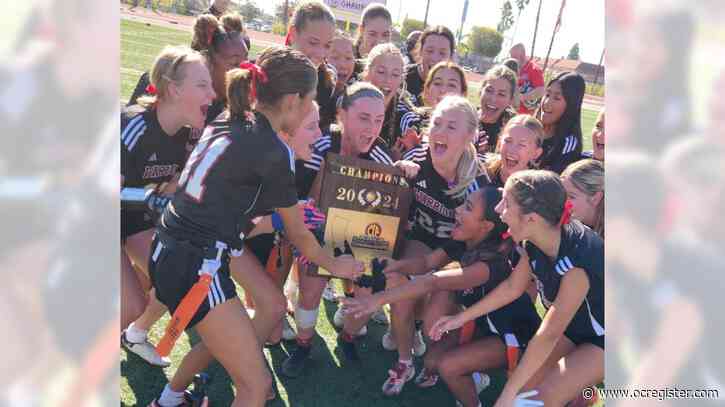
120, 2, 605, 406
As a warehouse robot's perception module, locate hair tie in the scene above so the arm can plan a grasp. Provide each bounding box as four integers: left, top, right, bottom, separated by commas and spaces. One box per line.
559, 199, 573, 226
145, 84, 157, 95
239, 62, 269, 101
284, 32, 292, 46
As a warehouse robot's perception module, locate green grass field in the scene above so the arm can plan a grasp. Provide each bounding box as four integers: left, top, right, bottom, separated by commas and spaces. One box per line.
121, 17, 602, 406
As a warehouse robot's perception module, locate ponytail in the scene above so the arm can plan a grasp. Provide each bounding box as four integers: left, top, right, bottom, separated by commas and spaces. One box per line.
226, 68, 254, 120
225, 46, 317, 121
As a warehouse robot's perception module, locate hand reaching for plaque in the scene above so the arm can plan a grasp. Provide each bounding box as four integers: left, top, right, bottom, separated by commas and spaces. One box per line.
340, 293, 380, 319
330, 240, 364, 280
330, 254, 365, 281
394, 160, 421, 179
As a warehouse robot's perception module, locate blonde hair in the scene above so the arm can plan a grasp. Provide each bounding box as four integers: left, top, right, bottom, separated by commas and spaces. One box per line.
137, 46, 205, 109
429, 95, 481, 196
561, 159, 604, 236
486, 114, 546, 178
364, 42, 404, 73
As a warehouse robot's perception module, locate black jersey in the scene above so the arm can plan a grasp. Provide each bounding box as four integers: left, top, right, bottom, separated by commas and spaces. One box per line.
161, 112, 298, 248
121, 106, 189, 190
541, 133, 582, 174
405, 148, 490, 249
398, 107, 432, 160
296, 127, 394, 197
524, 220, 604, 342
379, 92, 416, 149
404, 63, 425, 106
476, 107, 516, 153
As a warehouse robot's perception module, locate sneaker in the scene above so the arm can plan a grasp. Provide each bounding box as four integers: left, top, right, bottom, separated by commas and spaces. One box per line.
122, 331, 171, 367
382, 361, 415, 396
382, 330, 397, 351
414, 367, 439, 388
381, 329, 425, 356
321, 281, 337, 302
413, 329, 427, 357
371, 307, 389, 325
282, 318, 297, 341
281, 344, 312, 377
337, 334, 360, 361
333, 306, 367, 335
472, 372, 491, 394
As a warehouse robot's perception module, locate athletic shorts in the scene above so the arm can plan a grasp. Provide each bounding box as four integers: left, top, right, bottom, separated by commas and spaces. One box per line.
564, 331, 605, 350
121, 209, 154, 241
473, 294, 542, 349
149, 231, 238, 329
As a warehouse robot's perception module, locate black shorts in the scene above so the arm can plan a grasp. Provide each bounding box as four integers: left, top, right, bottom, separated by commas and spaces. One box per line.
121, 209, 154, 241
564, 331, 605, 350
474, 294, 542, 348
149, 232, 238, 329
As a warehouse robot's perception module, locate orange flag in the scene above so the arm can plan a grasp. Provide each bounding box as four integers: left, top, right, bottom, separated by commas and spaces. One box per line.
156, 274, 213, 357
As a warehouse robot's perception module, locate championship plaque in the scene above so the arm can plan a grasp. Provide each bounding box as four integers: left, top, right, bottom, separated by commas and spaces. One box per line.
317, 154, 412, 277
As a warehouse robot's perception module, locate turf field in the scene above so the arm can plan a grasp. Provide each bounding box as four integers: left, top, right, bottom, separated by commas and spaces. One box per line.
121, 17, 603, 406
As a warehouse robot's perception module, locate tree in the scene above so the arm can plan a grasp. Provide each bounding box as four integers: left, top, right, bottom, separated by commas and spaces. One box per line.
400, 18, 426, 40
497, 1, 515, 33
275, 0, 298, 25
467, 26, 503, 58
239, 0, 262, 22
568, 42, 580, 60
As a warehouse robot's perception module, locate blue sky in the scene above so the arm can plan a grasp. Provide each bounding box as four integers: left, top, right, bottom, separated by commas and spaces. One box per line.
258, 0, 604, 64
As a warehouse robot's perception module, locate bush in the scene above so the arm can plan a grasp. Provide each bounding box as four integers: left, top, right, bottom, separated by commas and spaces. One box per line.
272, 21, 287, 36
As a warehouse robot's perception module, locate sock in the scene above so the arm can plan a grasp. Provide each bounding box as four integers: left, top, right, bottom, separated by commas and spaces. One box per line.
157, 384, 185, 407
125, 322, 148, 343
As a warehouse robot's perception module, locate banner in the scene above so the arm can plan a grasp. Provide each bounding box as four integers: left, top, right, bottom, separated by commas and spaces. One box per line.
317, 154, 411, 277
323, 0, 387, 24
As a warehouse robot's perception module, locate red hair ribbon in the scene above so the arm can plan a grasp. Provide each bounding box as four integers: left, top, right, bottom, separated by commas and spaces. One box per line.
145, 84, 157, 95
559, 200, 573, 226
239, 62, 269, 101
284, 32, 293, 46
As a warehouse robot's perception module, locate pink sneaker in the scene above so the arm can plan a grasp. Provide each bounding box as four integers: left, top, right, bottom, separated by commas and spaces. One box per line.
382, 361, 415, 396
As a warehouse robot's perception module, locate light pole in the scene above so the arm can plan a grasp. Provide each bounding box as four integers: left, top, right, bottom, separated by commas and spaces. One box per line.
423, 0, 431, 28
